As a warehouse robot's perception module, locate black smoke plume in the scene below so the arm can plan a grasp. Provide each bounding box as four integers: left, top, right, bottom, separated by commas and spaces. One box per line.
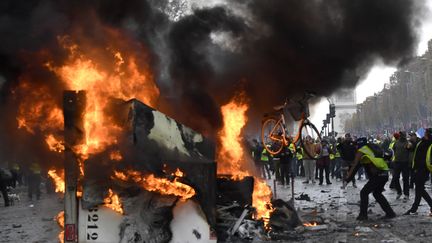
0, 0, 427, 165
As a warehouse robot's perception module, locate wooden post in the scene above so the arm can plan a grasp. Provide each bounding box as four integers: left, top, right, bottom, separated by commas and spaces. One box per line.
63, 91, 86, 243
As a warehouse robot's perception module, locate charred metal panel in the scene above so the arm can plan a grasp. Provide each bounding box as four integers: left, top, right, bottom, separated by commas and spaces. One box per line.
82, 98, 216, 227
217, 176, 254, 206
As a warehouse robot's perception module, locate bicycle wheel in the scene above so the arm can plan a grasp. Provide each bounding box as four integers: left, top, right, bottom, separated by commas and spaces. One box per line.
261, 117, 285, 155
299, 121, 321, 159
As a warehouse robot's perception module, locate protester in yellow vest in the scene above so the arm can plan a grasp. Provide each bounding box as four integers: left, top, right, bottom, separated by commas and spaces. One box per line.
404, 128, 432, 216
28, 162, 42, 201
345, 137, 396, 221
260, 147, 272, 179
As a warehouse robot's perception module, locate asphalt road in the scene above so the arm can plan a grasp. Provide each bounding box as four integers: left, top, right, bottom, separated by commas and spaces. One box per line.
0, 186, 62, 243
1, 175, 432, 243
270, 175, 432, 243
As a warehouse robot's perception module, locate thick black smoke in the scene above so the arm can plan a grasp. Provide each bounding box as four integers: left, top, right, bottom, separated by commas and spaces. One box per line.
165, 0, 426, 132
0, 0, 427, 163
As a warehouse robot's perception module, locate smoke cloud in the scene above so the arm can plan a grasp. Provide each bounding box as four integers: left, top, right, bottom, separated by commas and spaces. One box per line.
0, 0, 427, 164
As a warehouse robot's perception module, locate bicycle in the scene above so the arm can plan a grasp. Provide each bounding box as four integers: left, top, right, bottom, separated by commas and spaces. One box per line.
261, 93, 321, 158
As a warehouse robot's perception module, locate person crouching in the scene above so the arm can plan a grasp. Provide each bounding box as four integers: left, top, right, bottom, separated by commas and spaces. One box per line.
345, 137, 396, 220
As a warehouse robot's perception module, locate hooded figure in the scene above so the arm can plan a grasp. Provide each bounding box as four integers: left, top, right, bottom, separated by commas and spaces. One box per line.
345, 137, 396, 220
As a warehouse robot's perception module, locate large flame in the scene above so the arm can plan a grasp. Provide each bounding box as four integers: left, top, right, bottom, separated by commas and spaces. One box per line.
16, 29, 160, 180
103, 189, 123, 214
47, 35, 160, 161
217, 92, 250, 179
217, 92, 274, 228
47, 169, 82, 197
48, 169, 65, 194
56, 211, 65, 243
15, 81, 64, 135
253, 180, 274, 227
113, 169, 196, 201
45, 134, 65, 153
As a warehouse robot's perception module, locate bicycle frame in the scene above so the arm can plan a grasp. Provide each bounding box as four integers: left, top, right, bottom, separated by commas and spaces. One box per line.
268, 113, 289, 146
269, 112, 307, 147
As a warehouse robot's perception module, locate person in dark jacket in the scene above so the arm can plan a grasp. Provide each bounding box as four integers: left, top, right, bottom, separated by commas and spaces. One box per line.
338, 133, 357, 189
390, 131, 410, 200
407, 131, 419, 189
0, 168, 11, 207
252, 139, 264, 178
345, 137, 396, 220
276, 146, 292, 187
404, 128, 432, 216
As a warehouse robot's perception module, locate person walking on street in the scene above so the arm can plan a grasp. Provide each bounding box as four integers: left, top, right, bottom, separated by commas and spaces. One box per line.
404, 128, 432, 216
390, 131, 410, 200
339, 133, 357, 189
345, 137, 396, 220
303, 135, 317, 184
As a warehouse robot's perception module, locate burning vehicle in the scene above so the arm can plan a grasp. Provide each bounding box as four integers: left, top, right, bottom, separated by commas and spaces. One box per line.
0, 0, 426, 242
46, 90, 276, 242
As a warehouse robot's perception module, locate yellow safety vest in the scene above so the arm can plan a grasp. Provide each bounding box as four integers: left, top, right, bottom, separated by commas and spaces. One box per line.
289, 143, 295, 153
261, 149, 270, 161
296, 148, 303, 160
358, 146, 389, 171
423, 144, 432, 172
333, 143, 341, 157
30, 163, 41, 174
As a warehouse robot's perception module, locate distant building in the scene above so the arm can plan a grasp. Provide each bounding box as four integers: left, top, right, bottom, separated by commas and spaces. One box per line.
331, 89, 357, 136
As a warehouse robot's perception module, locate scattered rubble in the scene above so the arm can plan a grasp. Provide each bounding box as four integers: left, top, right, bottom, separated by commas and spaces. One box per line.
295, 193, 311, 201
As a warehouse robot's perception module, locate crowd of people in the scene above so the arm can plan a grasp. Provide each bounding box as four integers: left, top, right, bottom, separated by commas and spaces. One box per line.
0, 162, 54, 207
250, 129, 432, 219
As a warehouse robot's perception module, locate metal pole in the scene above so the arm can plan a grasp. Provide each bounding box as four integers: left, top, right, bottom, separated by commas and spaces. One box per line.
63, 91, 86, 243
331, 117, 334, 137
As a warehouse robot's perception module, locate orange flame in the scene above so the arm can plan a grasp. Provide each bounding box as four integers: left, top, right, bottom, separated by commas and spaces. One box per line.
217, 92, 274, 228
45, 134, 65, 153
103, 189, 123, 214
15, 81, 64, 134
253, 180, 274, 227
47, 35, 159, 161
217, 92, 250, 179
47, 169, 83, 197
303, 222, 318, 227
113, 169, 195, 201
48, 169, 65, 194
16, 28, 160, 183
56, 211, 65, 243
110, 150, 123, 161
